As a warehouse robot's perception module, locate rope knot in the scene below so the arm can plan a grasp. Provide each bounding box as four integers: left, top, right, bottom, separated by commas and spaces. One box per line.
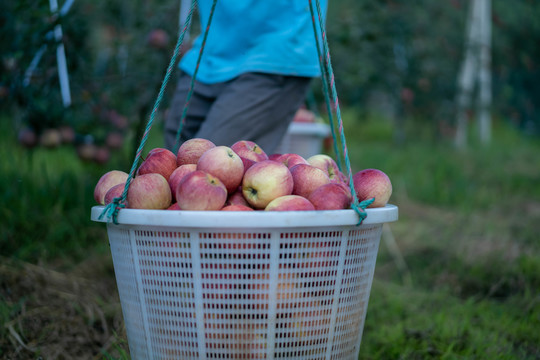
98, 197, 126, 225
351, 197, 375, 226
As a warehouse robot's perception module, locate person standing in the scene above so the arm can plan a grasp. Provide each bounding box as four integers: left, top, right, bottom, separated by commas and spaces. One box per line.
164, 0, 328, 154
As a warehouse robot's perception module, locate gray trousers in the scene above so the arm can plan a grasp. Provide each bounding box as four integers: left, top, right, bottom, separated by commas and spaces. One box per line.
164, 72, 312, 154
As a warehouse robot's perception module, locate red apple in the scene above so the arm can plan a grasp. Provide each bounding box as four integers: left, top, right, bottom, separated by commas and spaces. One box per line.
93, 146, 111, 165
18, 128, 38, 148
167, 202, 181, 210
58, 126, 75, 144
308, 182, 352, 210
127, 173, 172, 209
105, 132, 124, 149
268, 153, 282, 161
146, 28, 169, 49
94, 170, 129, 205
231, 140, 269, 172
176, 138, 216, 166
290, 163, 331, 199
221, 204, 254, 211
137, 148, 177, 180
104, 182, 127, 206
352, 168, 392, 208
307, 154, 341, 182
276, 153, 309, 169
242, 160, 294, 209
196, 146, 244, 193
225, 187, 250, 207
176, 170, 227, 211
265, 195, 315, 211
168, 164, 197, 201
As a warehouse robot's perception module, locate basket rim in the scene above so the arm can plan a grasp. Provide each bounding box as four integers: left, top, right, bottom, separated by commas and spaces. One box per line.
287, 122, 330, 136
91, 204, 398, 228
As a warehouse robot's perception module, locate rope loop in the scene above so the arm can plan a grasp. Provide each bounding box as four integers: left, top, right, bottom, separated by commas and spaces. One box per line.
309, 0, 367, 225
98, 0, 199, 223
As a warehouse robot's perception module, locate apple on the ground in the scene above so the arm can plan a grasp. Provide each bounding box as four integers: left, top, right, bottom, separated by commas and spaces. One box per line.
94, 170, 129, 205
126, 173, 172, 209
242, 160, 293, 209
176, 170, 227, 211
289, 163, 331, 199
137, 148, 177, 180
176, 138, 216, 166
352, 168, 392, 208
265, 195, 315, 211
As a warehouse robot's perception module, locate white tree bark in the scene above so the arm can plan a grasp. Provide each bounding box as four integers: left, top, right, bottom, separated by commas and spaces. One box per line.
477, 0, 492, 144
455, 0, 481, 148
455, 0, 492, 148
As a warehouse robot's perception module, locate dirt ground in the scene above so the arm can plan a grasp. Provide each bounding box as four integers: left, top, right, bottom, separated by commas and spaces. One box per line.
1, 255, 128, 360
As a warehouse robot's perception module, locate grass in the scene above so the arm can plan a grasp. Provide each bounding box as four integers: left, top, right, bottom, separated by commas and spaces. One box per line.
1, 111, 539, 359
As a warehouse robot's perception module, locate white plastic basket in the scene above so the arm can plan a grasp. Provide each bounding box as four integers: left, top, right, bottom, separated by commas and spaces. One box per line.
275, 122, 331, 158
91, 205, 398, 359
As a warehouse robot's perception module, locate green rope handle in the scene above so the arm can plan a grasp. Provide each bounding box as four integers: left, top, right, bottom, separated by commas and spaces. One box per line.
99, 0, 198, 224
309, 0, 373, 224
308, 3, 343, 172
173, 0, 219, 154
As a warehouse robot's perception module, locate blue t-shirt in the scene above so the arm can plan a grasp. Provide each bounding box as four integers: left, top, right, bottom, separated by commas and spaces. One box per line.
179, 0, 328, 84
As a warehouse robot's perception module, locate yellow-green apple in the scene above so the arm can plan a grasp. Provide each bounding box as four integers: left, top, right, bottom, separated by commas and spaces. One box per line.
39, 128, 62, 148
276, 153, 308, 169
127, 173, 172, 209
168, 164, 197, 201
352, 168, 392, 208
137, 148, 177, 180
290, 164, 331, 199
94, 170, 129, 205
197, 146, 244, 193
265, 195, 315, 211
231, 140, 268, 172
225, 186, 250, 207
104, 182, 127, 206
221, 204, 254, 211
308, 182, 352, 210
307, 154, 341, 182
242, 160, 293, 209
176, 170, 227, 210
176, 138, 216, 166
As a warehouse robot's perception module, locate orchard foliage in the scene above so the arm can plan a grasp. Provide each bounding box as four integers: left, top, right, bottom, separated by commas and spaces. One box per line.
1, 0, 539, 146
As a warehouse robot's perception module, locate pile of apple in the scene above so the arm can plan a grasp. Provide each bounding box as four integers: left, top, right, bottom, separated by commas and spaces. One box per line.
93, 138, 392, 212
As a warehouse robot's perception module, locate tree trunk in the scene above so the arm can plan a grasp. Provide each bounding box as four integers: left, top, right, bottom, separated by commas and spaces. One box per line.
477, 0, 492, 144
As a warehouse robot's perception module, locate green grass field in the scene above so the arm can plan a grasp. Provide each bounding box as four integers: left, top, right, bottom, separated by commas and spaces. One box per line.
1, 112, 539, 359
